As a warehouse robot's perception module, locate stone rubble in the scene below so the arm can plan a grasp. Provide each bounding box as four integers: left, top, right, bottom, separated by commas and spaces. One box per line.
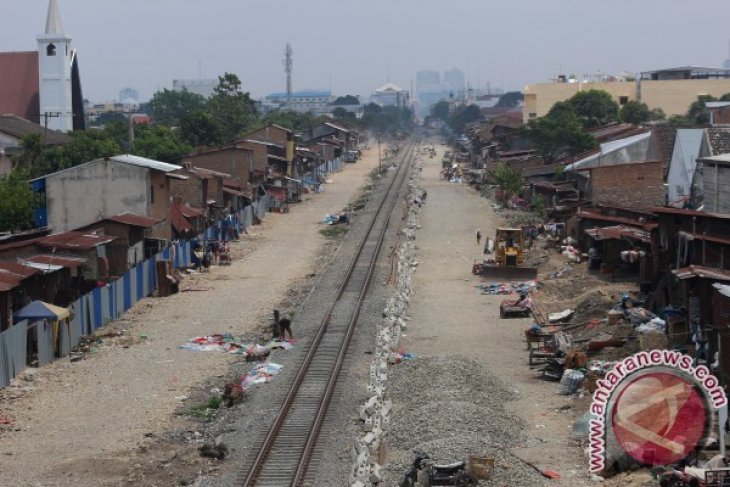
348, 154, 425, 486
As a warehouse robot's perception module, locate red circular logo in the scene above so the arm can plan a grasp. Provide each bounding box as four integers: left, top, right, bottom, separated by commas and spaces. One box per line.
611, 371, 708, 465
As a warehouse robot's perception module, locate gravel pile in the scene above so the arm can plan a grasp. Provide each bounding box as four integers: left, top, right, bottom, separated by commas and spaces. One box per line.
382, 353, 550, 486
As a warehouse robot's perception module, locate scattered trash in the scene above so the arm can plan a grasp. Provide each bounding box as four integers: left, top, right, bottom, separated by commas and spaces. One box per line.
557, 369, 584, 395
241, 362, 282, 391
548, 309, 573, 323
477, 281, 536, 295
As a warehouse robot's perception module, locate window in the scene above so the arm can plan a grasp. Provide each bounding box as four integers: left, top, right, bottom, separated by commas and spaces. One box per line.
529, 113, 537, 119
46, 43, 56, 56
150, 185, 155, 204
619, 96, 629, 105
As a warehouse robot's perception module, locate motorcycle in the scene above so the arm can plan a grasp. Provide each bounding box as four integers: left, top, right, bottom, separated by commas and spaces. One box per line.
400, 451, 477, 487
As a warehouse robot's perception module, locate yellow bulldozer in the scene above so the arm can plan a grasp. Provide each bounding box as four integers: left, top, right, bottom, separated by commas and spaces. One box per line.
473, 228, 538, 280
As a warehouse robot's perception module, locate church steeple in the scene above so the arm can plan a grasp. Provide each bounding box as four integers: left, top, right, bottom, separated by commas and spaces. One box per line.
45, 0, 64, 35
37, 0, 74, 132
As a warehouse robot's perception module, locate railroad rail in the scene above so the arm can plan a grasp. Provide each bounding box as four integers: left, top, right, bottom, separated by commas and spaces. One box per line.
239, 141, 417, 486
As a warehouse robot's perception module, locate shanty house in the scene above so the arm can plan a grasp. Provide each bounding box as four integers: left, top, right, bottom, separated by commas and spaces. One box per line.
30, 154, 182, 240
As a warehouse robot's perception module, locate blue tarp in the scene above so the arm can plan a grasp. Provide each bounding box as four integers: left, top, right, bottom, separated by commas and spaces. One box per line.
13, 301, 69, 323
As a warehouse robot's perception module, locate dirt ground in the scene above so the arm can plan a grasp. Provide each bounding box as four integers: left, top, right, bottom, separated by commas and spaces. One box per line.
0, 147, 382, 486
403, 141, 600, 486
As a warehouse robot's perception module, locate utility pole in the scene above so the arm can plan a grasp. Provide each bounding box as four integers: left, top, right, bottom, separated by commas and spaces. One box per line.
378, 138, 382, 174
283, 43, 293, 110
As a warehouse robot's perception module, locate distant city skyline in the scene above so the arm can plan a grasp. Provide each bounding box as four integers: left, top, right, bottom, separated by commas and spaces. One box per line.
3, 1, 730, 104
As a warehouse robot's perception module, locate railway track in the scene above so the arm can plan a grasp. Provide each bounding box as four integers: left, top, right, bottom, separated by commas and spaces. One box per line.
238, 140, 418, 486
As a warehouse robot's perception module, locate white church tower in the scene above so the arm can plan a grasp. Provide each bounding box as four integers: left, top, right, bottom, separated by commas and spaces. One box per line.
37, 0, 74, 132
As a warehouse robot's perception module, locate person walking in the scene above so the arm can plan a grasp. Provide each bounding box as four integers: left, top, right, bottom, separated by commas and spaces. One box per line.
476, 230, 482, 246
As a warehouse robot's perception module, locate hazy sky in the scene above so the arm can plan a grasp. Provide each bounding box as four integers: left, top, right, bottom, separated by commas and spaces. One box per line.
3, 0, 730, 103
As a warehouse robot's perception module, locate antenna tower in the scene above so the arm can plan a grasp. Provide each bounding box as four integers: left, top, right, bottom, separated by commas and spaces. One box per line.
283, 43, 293, 110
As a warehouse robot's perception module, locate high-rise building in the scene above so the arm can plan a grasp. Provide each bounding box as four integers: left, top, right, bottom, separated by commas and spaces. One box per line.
119, 87, 139, 103
444, 68, 466, 97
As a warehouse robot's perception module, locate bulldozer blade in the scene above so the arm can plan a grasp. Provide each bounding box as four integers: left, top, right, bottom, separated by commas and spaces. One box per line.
480, 265, 538, 281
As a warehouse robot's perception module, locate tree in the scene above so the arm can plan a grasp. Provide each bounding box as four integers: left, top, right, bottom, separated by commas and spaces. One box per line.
720, 93, 730, 102
546, 100, 577, 120
332, 107, 356, 120
0, 169, 34, 231
12, 134, 43, 170
496, 91, 524, 108
523, 112, 597, 163
332, 95, 359, 105
431, 100, 450, 121
650, 108, 666, 121
148, 88, 206, 126
619, 101, 651, 124
489, 163, 523, 203
687, 95, 717, 124
133, 125, 191, 163
180, 110, 223, 147
565, 90, 619, 128
207, 73, 257, 142
447, 104, 481, 133
93, 112, 128, 127
32, 130, 122, 177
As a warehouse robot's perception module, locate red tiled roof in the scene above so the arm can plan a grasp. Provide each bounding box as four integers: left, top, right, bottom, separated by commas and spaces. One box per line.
170, 204, 201, 233
38, 231, 117, 250
106, 212, 161, 228
0, 51, 40, 123
24, 255, 87, 269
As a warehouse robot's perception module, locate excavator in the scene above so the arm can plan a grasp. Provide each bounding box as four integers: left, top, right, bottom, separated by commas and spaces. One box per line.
472, 228, 538, 280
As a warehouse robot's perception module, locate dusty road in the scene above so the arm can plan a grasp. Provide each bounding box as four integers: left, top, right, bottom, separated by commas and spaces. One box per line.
0, 147, 381, 486
400, 143, 592, 486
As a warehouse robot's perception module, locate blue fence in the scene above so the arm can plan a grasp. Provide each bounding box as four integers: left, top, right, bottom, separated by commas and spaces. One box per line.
0, 239, 193, 389
0, 195, 286, 389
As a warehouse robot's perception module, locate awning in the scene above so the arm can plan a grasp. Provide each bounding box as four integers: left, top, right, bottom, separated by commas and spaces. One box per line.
672, 266, 730, 282
223, 187, 245, 198
13, 300, 70, 322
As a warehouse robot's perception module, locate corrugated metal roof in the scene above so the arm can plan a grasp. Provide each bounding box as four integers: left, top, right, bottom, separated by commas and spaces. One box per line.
667, 129, 704, 203
0, 51, 40, 123
110, 154, 181, 173
24, 255, 87, 269
578, 209, 658, 230
565, 131, 652, 172
673, 265, 730, 282
106, 212, 161, 228
585, 225, 652, 243
0, 114, 70, 145
0, 261, 39, 292
38, 231, 117, 250
651, 207, 730, 220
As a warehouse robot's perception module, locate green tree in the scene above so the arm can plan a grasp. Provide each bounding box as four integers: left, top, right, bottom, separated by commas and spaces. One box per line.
496, 91, 524, 108
546, 100, 576, 120
180, 110, 223, 147
489, 163, 523, 203
148, 88, 206, 126
332, 107, 356, 120
33, 131, 122, 177
619, 101, 652, 124
332, 95, 359, 105
650, 108, 666, 121
720, 93, 730, 102
687, 95, 717, 124
93, 112, 128, 127
523, 112, 597, 163
447, 104, 481, 133
207, 73, 257, 142
0, 169, 34, 231
431, 100, 450, 121
133, 125, 191, 163
565, 90, 619, 128
12, 134, 43, 170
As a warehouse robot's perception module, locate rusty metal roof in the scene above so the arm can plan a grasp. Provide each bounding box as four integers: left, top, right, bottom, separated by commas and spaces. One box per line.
0, 261, 39, 292
38, 231, 117, 250
578, 209, 658, 230
106, 212, 161, 228
585, 225, 652, 243
0, 51, 40, 123
673, 265, 730, 282
651, 207, 730, 221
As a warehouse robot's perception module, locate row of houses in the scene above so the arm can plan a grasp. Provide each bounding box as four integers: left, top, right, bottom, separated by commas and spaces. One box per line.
0, 120, 361, 332
459, 102, 730, 387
